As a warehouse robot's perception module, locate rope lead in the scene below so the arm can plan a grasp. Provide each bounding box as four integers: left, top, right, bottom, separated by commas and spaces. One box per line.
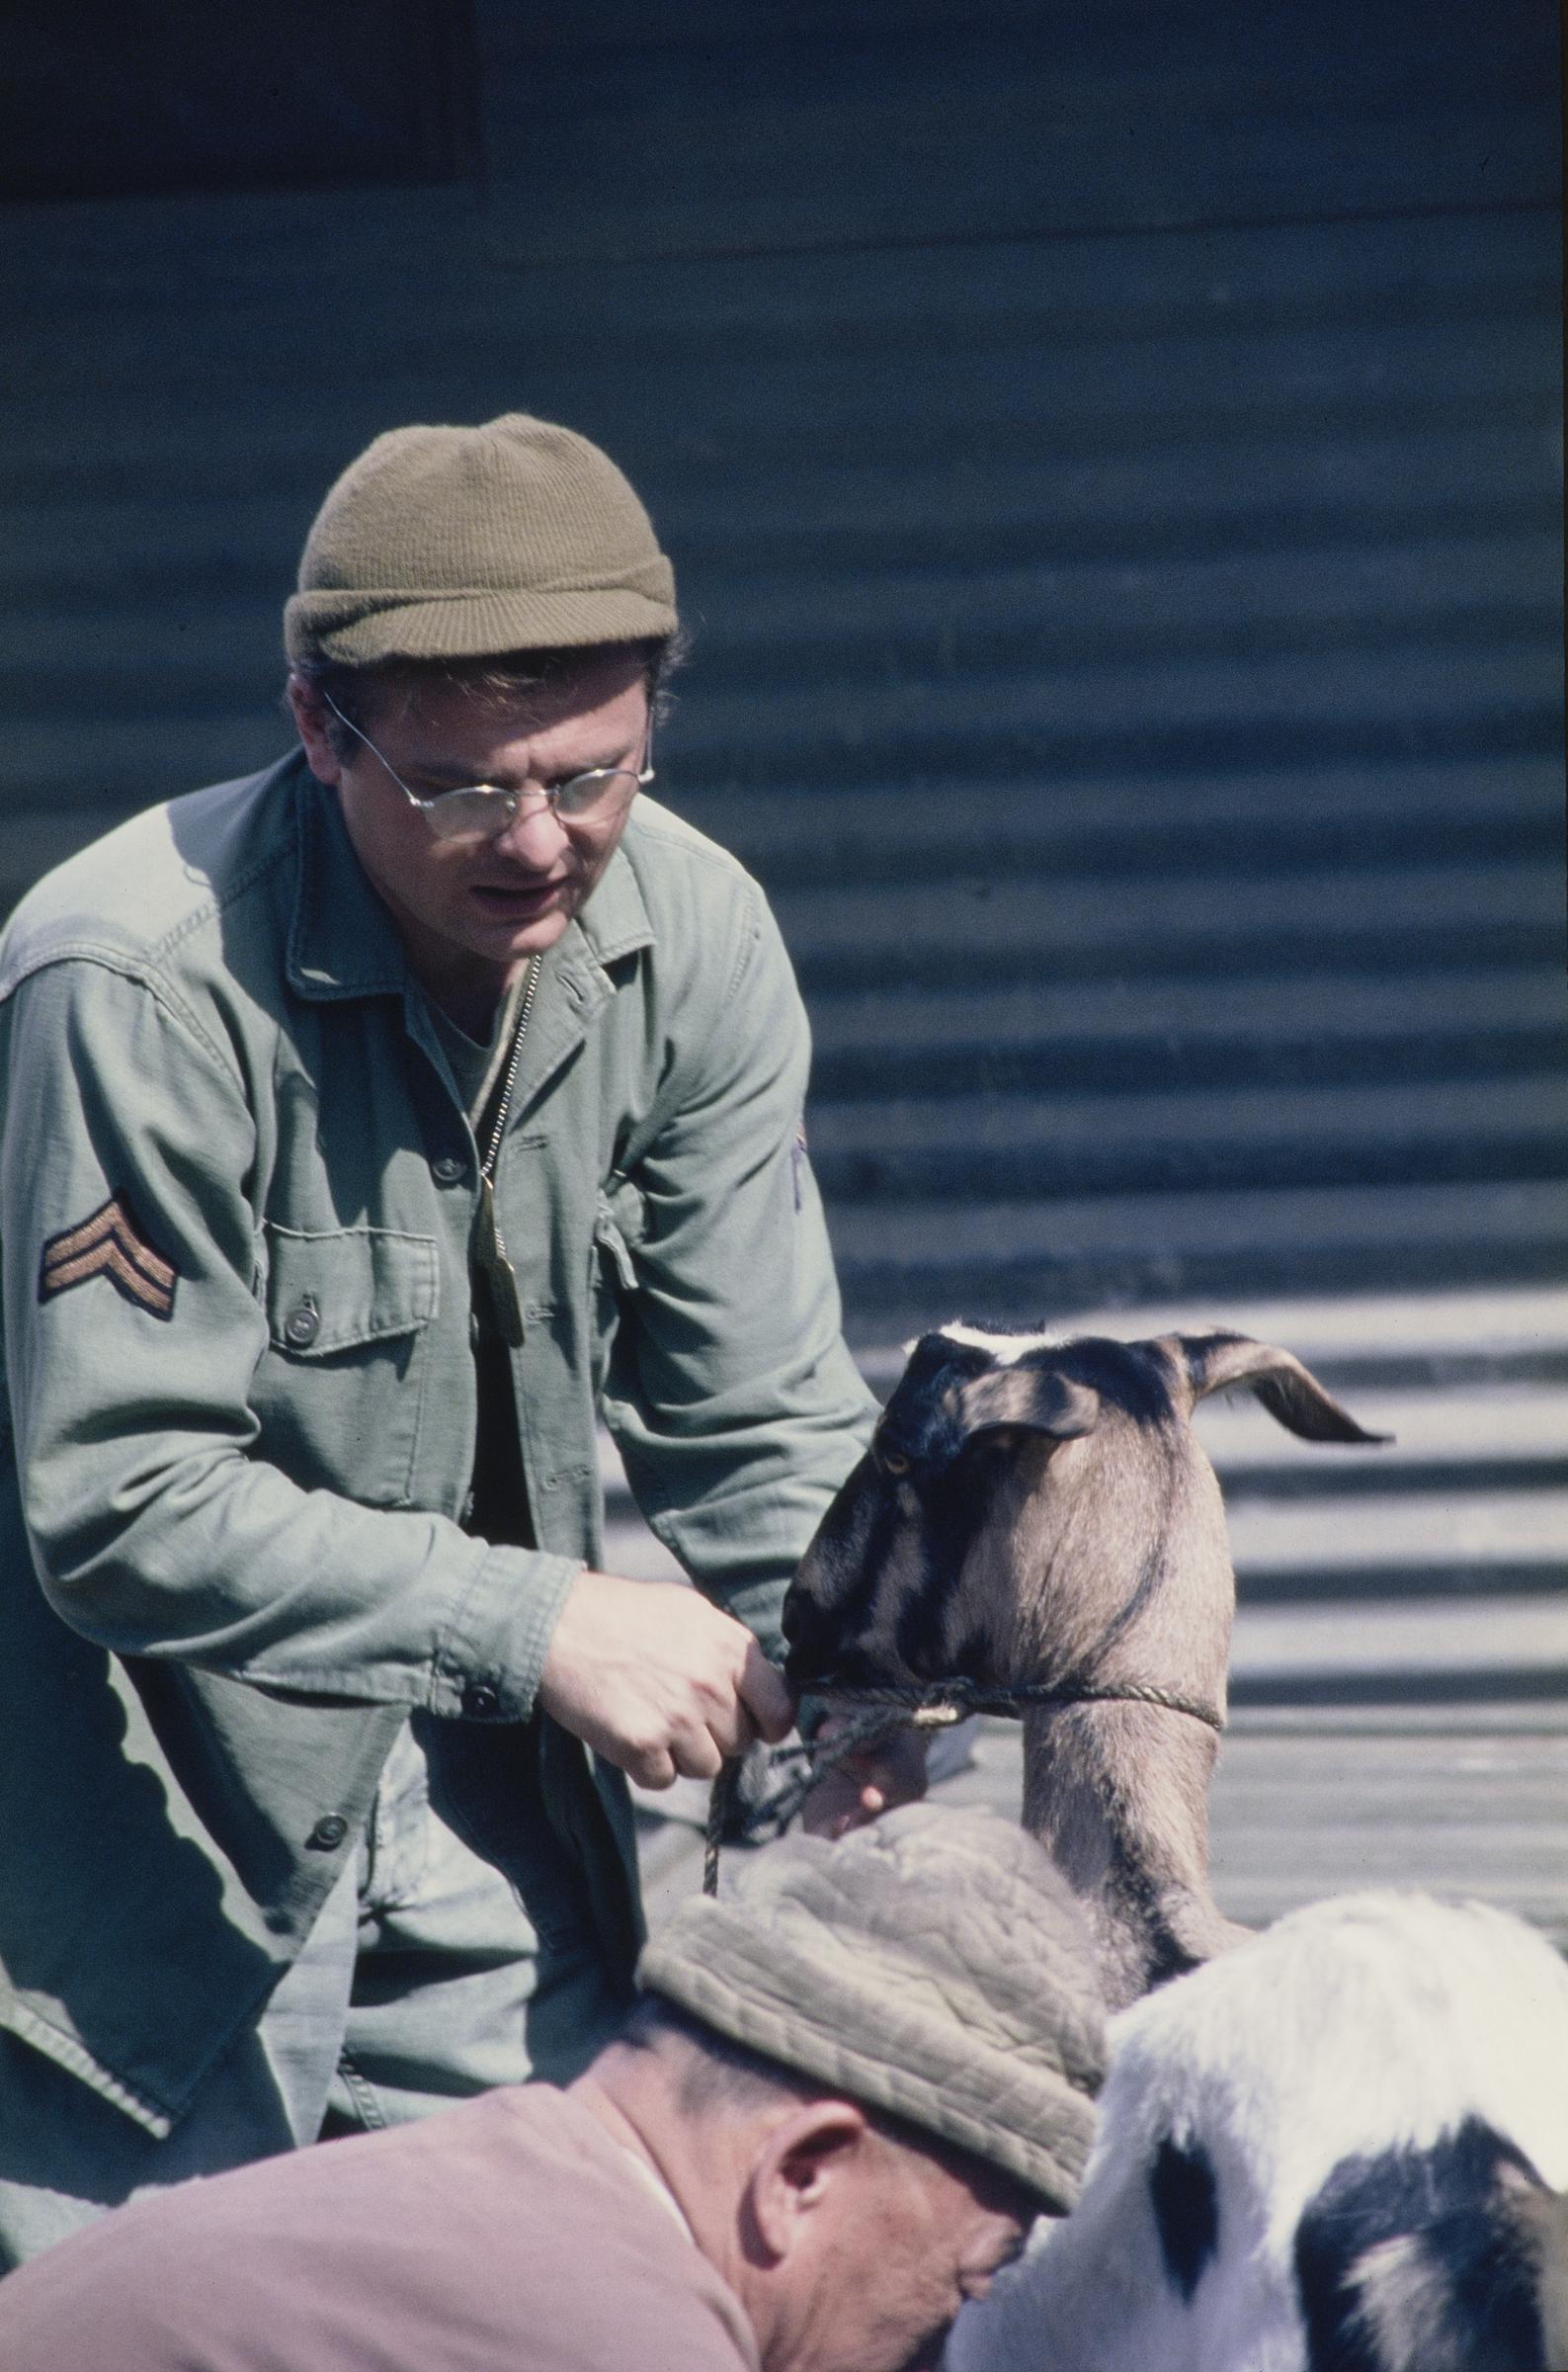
700, 1673, 1223, 1895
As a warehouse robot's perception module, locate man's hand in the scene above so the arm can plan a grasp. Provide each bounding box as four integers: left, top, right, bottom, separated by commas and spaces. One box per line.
536, 1570, 793, 1789
799, 1714, 930, 1840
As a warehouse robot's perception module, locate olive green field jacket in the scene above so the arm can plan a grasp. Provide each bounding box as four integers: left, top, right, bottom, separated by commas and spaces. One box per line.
0, 755, 874, 2136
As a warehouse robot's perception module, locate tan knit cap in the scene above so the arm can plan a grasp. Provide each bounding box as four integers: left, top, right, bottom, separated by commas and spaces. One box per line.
637, 1806, 1107, 2213
284, 413, 677, 667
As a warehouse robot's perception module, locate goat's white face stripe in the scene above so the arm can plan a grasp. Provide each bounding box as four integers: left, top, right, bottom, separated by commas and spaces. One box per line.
938, 1321, 1065, 1366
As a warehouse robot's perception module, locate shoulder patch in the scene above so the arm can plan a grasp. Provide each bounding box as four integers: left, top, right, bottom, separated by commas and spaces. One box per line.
39, 1192, 178, 1321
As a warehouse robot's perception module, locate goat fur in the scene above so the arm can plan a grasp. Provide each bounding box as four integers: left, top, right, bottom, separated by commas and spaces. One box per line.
946, 1890, 1568, 2372
784, 1322, 1381, 2007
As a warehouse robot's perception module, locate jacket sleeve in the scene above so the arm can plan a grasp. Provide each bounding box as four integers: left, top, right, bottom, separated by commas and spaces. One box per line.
0, 956, 579, 1719
599, 884, 877, 1660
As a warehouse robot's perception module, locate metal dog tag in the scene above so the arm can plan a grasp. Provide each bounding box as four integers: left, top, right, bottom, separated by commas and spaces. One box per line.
476, 1172, 526, 1347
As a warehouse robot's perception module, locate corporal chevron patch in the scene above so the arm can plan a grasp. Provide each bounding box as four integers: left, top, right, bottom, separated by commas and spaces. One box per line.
39, 1192, 179, 1321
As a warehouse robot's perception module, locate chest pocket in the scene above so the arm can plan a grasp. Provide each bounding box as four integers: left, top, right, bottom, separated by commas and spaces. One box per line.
254, 1224, 439, 1507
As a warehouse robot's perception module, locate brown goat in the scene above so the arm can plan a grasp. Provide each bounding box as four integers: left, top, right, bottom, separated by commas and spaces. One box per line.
783, 1325, 1386, 2010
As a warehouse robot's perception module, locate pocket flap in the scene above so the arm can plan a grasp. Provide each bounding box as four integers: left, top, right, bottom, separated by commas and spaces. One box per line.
263, 1224, 438, 1355
593, 1177, 645, 1294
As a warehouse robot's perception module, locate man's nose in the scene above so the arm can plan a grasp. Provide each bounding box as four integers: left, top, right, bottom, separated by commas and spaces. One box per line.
494, 795, 570, 865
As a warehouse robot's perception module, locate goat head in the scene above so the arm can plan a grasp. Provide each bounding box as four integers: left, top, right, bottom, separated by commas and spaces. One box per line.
783, 1324, 1385, 1697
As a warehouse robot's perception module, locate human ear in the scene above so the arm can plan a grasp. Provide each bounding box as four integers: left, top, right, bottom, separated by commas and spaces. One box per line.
287, 675, 344, 787
746, 2100, 869, 2261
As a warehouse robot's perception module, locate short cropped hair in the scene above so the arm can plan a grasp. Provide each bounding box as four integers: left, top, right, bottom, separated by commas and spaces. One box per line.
620, 1993, 1035, 2208
619, 1994, 820, 2123
291, 630, 688, 765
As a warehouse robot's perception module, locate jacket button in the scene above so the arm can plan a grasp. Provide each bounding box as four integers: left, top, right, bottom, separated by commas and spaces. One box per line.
306, 1814, 349, 1851
284, 1301, 319, 1348
433, 1154, 466, 1185
461, 1681, 501, 1720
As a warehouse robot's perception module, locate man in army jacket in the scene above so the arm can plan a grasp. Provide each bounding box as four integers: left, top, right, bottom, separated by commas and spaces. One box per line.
0, 413, 881, 2264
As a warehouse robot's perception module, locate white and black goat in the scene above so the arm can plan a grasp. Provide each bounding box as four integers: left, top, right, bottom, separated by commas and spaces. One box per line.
947, 1888, 1568, 2372
782, 1324, 1568, 2372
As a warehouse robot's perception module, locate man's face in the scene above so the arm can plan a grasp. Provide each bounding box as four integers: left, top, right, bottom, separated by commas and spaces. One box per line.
771, 2126, 1035, 2372
291, 651, 650, 1023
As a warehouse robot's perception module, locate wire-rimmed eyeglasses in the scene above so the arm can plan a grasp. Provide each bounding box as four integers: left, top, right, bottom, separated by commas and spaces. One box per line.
320, 691, 653, 843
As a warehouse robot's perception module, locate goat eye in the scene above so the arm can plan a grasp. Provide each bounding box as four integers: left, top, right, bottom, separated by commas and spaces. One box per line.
880, 1449, 910, 1477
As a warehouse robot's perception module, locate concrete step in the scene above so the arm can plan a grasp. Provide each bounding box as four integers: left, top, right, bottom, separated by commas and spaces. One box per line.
701, 533, 1563, 650
603, 1285, 1568, 1564
654, 761, 1568, 899
1229, 1595, 1567, 1694
479, 2, 1556, 259
636, 1711, 1568, 1940
8, 751, 1559, 892
772, 860, 1556, 970
603, 1384, 1566, 1514
3, 420, 1551, 602
1229, 1497, 1568, 1598
800, 965, 1568, 1102
928, 1717, 1568, 1941
668, 644, 1559, 783
809, 1032, 1565, 1106
1196, 1383, 1566, 1484
952, 1283, 1568, 1387
599, 1515, 1568, 1628
805, 1073, 1568, 1202
8, 535, 1560, 699
826, 1179, 1567, 1328
805, 961, 1566, 1055
5, 182, 1550, 326
10, 273, 1556, 424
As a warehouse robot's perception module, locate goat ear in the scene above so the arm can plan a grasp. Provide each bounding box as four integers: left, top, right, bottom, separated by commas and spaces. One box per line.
957, 1365, 1101, 1443
1176, 1333, 1390, 1444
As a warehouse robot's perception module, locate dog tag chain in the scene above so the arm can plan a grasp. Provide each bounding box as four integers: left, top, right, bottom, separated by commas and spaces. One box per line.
475, 957, 540, 1348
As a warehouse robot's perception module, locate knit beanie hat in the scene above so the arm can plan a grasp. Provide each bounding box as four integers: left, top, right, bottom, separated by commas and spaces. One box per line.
637, 1806, 1108, 2213
284, 413, 677, 667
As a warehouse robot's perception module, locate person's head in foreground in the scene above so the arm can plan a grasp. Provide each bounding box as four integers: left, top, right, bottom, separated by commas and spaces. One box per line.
0, 1807, 1108, 2372
606, 1803, 1108, 2371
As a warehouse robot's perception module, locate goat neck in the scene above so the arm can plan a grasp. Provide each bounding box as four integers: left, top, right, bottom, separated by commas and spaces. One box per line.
1022, 1698, 1248, 2011
1010, 1415, 1250, 2010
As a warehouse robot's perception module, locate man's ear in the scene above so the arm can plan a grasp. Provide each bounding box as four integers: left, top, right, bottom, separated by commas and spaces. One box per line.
287, 674, 343, 787
745, 2100, 870, 2262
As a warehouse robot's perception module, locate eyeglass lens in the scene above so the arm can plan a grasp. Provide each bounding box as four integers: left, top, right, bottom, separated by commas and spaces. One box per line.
422, 772, 641, 841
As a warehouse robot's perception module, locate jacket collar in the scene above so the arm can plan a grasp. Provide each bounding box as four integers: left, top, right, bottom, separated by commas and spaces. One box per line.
287, 762, 412, 1000
286, 760, 656, 1009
